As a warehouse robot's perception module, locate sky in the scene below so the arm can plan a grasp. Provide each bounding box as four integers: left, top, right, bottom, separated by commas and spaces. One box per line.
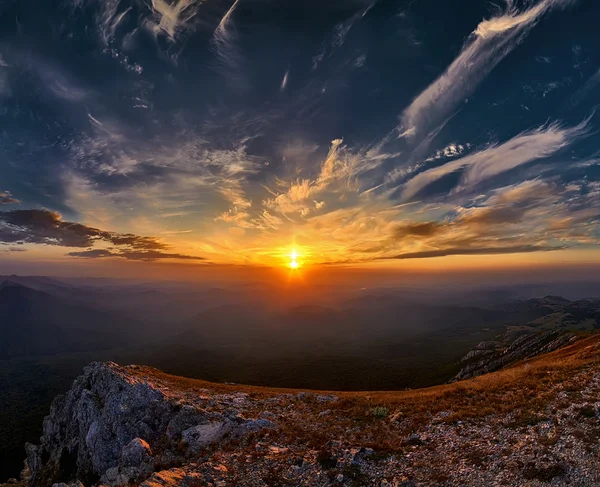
1, 0, 600, 276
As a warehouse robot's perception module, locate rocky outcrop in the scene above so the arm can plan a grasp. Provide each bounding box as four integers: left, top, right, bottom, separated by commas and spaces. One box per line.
453, 330, 578, 381
24, 363, 273, 487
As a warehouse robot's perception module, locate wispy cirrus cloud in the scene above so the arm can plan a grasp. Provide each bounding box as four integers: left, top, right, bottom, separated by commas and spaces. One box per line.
356, 178, 600, 262
400, 118, 590, 201
60, 109, 265, 251
262, 138, 378, 217
398, 0, 578, 142
75, 0, 204, 67
211, 0, 246, 88
311, 0, 376, 71
147, 0, 203, 41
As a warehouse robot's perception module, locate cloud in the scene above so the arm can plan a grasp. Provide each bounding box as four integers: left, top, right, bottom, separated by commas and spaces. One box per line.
387, 245, 562, 260
0, 51, 90, 102
332, 1, 376, 49
0, 192, 19, 205
211, 0, 245, 87
425, 143, 471, 162
3, 246, 27, 253
91, 0, 202, 43
339, 178, 600, 263
75, 0, 201, 68
568, 68, 600, 107
280, 69, 289, 91
66, 111, 262, 213
147, 0, 203, 41
398, 0, 577, 141
262, 138, 380, 217
401, 118, 589, 201
67, 248, 205, 261
0, 209, 205, 261
311, 1, 375, 71
0, 209, 167, 248
393, 221, 442, 239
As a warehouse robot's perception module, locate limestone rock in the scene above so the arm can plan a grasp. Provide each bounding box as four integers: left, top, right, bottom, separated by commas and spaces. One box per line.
181, 421, 232, 453
24, 362, 257, 487
120, 438, 152, 469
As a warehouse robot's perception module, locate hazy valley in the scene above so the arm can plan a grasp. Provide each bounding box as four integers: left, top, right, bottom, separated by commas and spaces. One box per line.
3, 275, 600, 483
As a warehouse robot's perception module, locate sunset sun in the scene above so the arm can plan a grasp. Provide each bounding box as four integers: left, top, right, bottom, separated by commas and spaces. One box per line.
289, 250, 300, 269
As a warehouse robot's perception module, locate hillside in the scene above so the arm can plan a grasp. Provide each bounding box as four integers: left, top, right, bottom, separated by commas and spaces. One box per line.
0, 283, 139, 359
6, 333, 600, 486
453, 295, 600, 380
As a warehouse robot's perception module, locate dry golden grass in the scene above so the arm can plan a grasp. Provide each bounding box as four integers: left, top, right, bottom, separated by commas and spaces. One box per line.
128, 333, 600, 453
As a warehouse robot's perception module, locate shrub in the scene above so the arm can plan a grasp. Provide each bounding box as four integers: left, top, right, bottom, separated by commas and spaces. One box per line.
578, 405, 596, 418
370, 407, 388, 418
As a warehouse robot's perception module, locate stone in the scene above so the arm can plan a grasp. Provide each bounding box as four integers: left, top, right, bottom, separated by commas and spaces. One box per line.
233, 418, 277, 435
121, 438, 152, 468
181, 421, 233, 453
407, 434, 422, 446
165, 405, 210, 439
25, 363, 233, 487
316, 395, 339, 403
140, 468, 187, 487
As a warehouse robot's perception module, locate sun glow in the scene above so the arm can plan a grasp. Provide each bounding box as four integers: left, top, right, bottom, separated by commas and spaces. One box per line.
289, 249, 300, 269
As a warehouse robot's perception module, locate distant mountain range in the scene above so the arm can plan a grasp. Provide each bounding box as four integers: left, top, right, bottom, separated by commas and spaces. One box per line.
0, 282, 133, 359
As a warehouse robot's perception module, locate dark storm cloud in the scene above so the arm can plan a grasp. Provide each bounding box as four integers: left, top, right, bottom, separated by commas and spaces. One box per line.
0, 209, 204, 261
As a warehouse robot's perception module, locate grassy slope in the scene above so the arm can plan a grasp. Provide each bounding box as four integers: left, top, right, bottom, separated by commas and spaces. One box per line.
126, 332, 600, 453
1, 331, 596, 481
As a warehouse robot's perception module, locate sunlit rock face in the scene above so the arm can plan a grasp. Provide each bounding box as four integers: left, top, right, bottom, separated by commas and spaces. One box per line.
24, 363, 258, 487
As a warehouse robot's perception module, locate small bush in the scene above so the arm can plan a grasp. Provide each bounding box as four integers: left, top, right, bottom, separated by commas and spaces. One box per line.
523, 462, 566, 482
317, 448, 337, 469
578, 405, 596, 418
370, 407, 388, 418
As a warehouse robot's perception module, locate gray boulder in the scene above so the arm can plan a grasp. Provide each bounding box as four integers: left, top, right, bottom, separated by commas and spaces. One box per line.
120, 438, 152, 469
181, 421, 233, 453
